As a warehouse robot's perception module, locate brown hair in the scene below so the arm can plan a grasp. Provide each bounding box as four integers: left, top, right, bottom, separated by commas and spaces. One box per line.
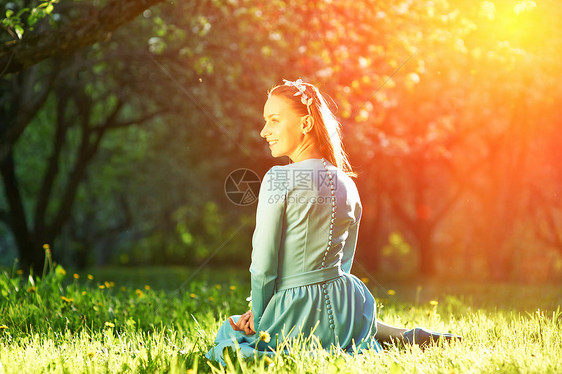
268, 81, 356, 177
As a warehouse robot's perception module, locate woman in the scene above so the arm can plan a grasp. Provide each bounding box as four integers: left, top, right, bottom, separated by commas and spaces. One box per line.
206, 79, 460, 365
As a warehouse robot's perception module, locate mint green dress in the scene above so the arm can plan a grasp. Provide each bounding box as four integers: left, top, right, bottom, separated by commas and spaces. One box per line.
206, 158, 381, 365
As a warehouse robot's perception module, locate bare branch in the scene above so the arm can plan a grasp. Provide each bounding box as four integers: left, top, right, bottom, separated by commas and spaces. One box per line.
33, 90, 70, 238
91, 110, 164, 133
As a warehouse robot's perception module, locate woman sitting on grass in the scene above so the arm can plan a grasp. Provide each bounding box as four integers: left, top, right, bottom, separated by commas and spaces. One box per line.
206, 79, 461, 365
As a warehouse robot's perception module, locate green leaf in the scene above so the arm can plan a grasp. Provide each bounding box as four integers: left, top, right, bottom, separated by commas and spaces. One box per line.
14, 24, 24, 39
45, 4, 54, 14
6, 9, 13, 18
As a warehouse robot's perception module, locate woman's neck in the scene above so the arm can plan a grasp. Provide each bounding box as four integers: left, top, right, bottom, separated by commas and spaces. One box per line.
290, 139, 324, 163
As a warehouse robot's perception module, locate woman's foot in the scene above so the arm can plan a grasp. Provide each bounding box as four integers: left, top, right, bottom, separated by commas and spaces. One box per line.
402, 327, 462, 347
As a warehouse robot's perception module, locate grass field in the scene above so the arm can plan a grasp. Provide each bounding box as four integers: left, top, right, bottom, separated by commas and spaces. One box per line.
0, 263, 560, 373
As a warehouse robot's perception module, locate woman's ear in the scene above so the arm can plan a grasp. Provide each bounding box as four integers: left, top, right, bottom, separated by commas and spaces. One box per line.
301, 115, 314, 134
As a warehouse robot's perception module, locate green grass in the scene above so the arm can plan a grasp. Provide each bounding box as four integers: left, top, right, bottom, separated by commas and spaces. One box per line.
0, 263, 561, 373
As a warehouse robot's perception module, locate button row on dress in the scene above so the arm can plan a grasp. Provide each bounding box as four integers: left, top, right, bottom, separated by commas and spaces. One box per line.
322, 158, 336, 331
320, 158, 336, 269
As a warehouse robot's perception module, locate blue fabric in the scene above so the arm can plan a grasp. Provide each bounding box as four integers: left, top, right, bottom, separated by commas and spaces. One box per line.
206, 159, 382, 365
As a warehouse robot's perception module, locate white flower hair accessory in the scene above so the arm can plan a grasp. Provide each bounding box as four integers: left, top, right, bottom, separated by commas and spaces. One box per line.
283, 79, 314, 112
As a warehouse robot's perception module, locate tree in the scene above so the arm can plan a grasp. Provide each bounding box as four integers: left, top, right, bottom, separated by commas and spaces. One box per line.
0, 0, 164, 271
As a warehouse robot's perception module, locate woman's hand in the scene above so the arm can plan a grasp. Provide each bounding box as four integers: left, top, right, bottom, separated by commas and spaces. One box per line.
229, 310, 256, 335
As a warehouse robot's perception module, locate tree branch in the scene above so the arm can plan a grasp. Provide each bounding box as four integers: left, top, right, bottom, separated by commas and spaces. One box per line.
33, 89, 70, 238
0, 64, 58, 163
91, 109, 164, 133
0, 0, 165, 75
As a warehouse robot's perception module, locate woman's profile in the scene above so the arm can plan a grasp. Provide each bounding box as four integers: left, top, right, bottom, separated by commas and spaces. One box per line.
206, 79, 460, 365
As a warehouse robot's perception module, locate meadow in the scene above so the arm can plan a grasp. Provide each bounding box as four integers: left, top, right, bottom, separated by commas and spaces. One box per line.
0, 261, 560, 373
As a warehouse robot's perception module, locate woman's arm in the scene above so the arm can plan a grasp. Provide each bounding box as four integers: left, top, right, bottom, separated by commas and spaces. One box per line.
249, 167, 286, 332
341, 199, 361, 274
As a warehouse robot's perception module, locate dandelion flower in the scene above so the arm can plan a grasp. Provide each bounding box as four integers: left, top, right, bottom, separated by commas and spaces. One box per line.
264, 356, 274, 365
215, 284, 222, 289
104, 322, 115, 328
144, 285, 151, 290
135, 289, 144, 298
82, 291, 87, 295
186, 369, 196, 374
105, 281, 112, 288
387, 289, 396, 296
190, 293, 197, 299
42, 244, 50, 250
429, 300, 439, 306
0, 325, 8, 329
208, 296, 215, 302
88, 351, 95, 358
229, 285, 236, 291
27, 286, 37, 293
87, 274, 94, 280
73, 273, 80, 279
259, 331, 271, 343
60, 296, 74, 303
99, 285, 105, 289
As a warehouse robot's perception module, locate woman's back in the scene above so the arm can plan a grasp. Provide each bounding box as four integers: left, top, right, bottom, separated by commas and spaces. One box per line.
258, 158, 361, 281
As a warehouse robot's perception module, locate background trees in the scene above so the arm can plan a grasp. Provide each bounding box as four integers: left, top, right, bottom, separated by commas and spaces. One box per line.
1, 0, 561, 281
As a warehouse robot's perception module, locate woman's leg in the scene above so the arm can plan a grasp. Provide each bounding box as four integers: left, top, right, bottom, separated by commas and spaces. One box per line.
375, 320, 408, 343
376, 321, 462, 346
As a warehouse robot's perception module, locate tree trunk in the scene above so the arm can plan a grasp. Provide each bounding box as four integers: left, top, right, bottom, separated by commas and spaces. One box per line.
0, 152, 45, 272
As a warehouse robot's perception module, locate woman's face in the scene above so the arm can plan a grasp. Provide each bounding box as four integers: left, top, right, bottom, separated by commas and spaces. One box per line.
261, 95, 305, 161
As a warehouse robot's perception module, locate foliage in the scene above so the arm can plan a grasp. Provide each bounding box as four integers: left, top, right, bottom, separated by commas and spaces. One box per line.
0, 265, 561, 373
1, 0, 562, 279
1, 0, 58, 39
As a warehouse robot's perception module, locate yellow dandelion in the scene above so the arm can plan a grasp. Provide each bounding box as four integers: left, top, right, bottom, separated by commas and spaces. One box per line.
88, 351, 95, 358
215, 284, 222, 289
104, 322, 115, 328
43, 244, 50, 250
82, 291, 87, 295
264, 356, 274, 365
73, 273, 80, 279
208, 296, 215, 301
190, 293, 197, 299
99, 284, 105, 289
16, 269, 24, 275
229, 285, 236, 291
121, 286, 127, 292
429, 300, 439, 306
144, 285, 151, 290
0, 325, 8, 329
387, 289, 396, 296
87, 274, 94, 280
135, 289, 144, 297
60, 296, 74, 303
27, 286, 37, 293
259, 331, 271, 343
104, 281, 112, 288
186, 370, 195, 374
360, 277, 369, 284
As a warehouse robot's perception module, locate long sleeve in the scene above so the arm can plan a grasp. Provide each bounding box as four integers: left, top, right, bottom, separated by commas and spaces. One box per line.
341, 199, 362, 274
250, 167, 286, 331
